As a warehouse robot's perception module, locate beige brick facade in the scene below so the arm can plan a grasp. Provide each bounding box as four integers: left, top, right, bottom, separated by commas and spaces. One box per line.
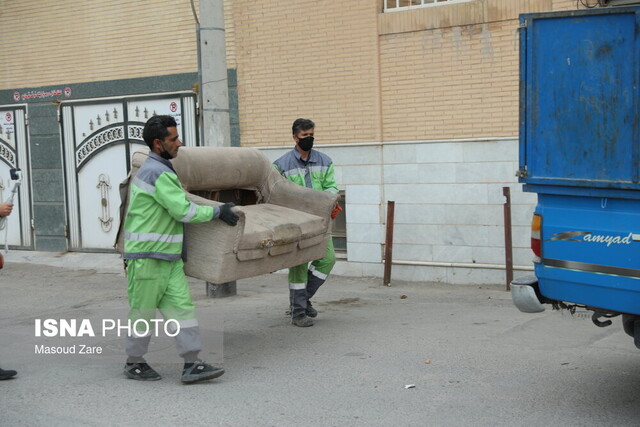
379, 20, 520, 140
223, 0, 237, 68
229, 0, 382, 147
0, 0, 200, 89
228, 0, 586, 146
1, 0, 591, 144
554, 0, 586, 10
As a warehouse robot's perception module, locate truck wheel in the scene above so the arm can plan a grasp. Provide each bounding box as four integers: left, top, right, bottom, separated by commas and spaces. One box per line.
622, 314, 637, 337
622, 315, 640, 349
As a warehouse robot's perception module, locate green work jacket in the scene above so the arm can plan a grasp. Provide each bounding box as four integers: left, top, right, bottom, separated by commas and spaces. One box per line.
123, 152, 217, 261
273, 148, 338, 193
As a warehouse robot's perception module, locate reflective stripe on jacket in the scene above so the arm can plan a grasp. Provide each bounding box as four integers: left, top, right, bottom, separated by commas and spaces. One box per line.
123, 152, 216, 261
273, 148, 338, 193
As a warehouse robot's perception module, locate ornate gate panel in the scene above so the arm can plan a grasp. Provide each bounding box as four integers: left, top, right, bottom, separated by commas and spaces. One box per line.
0, 106, 32, 249
62, 93, 198, 250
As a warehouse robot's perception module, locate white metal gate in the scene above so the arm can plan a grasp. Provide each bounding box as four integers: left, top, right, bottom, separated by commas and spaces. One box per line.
61, 93, 198, 250
0, 106, 32, 249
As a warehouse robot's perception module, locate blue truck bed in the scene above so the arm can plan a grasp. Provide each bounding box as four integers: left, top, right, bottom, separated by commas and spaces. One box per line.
519, 7, 640, 195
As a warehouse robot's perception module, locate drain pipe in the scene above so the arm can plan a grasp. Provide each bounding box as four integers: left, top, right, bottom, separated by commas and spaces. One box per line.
391, 260, 533, 271
503, 186, 514, 291
383, 201, 395, 286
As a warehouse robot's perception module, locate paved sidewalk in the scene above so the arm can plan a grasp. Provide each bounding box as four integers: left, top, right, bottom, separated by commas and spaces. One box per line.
1, 251, 639, 426
4, 249, 124, 273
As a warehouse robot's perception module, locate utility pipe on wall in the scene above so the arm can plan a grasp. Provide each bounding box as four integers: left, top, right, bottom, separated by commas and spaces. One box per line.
391, 260, 533, 271
383, 201, 395, 286
503, 186, 514, 291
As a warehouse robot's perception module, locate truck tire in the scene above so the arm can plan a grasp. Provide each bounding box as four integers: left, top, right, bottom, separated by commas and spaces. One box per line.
622, 315, 640, 349
622, 314, 637, 337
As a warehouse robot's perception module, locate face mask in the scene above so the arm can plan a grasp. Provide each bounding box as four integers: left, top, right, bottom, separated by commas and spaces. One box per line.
298, 136, 314, 151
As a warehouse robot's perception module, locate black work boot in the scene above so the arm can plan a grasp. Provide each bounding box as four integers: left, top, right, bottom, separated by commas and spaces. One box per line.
306, 301, 318, 318
291, 314, 314, 327
0, 368, 17, 380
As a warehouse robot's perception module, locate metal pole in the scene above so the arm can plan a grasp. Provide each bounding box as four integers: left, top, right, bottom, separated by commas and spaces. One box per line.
503, 187, 513, 291
383, 201, 395, 287
190, 0, 203, 138
199, 0, 231, 147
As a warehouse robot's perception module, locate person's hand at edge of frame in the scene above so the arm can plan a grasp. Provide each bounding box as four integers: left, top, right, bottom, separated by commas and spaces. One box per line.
331, 202, 343, 220
0, 203, 13, 217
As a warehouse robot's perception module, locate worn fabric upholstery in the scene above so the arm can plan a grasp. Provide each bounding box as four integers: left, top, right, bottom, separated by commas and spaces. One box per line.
116, 146, 338, 284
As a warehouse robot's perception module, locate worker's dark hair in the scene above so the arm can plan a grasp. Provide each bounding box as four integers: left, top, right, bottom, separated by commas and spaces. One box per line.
142, 115, 177, 149
292, 118, 315, 135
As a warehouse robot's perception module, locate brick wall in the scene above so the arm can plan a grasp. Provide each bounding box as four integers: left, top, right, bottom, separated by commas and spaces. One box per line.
228, 0, 381, 147
223, 0, 237, 68
553, 0, 584, 10
229, 0, 586, 146
1, 0, 589, 143
0, 0, 199, 89
379, 20, 520, 140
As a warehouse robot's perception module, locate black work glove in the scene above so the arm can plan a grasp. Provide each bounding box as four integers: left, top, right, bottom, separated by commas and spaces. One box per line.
219, 202, 239, 226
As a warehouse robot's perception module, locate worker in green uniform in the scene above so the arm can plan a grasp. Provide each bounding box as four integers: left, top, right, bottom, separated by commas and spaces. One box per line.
273, 118, 338, 327
123, 115, 238, 383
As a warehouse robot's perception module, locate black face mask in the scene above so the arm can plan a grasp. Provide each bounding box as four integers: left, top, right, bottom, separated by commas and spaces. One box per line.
298, 136, 314, 152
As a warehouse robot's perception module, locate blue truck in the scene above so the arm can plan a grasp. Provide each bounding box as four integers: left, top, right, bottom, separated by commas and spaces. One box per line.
511, 6, 640, 348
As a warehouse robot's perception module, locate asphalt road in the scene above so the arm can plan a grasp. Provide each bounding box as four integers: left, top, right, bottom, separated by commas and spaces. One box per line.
1, 253, 639, 426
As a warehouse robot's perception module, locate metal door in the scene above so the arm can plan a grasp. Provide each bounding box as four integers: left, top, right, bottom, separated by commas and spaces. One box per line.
0, 106, 32, 249
61, 93, 198, 250
520, 8, 640, 189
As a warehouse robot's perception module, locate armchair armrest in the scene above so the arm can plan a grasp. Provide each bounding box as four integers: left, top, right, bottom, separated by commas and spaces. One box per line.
264, 168, 339, 222
184, 192, 246, 254
182, 192, 252, 282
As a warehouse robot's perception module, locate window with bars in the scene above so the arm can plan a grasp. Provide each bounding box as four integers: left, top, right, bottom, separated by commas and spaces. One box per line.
384, 0, 473, 12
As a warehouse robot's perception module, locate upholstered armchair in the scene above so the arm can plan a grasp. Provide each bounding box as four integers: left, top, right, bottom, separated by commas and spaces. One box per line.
117, 146, 338, 284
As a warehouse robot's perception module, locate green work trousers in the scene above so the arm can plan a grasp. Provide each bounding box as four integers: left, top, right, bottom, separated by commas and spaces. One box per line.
125, 258, 201, 359
288, 237, 336, 318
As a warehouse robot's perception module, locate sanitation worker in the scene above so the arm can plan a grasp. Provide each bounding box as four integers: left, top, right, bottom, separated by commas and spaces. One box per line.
122, 115, 239, 382
273, 118, 339, 327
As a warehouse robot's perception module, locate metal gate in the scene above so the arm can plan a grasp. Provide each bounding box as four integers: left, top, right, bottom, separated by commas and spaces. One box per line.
0, 105, 32, 249
61, 93, 198, 250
